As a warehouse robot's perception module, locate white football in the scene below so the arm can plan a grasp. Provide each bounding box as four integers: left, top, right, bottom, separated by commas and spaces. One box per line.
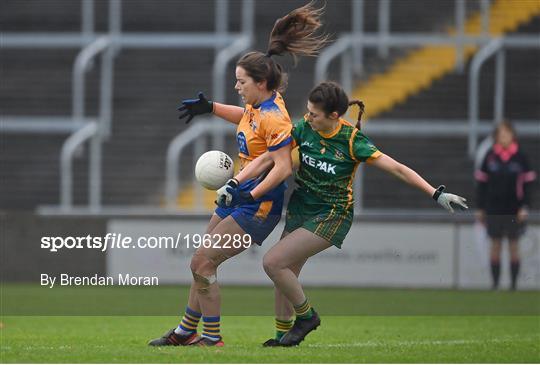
195, 150, 234, 190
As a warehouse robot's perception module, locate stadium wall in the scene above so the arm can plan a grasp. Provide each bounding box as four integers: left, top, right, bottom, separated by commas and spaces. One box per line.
0, 212, 107, 281
107, 218, 540, 290
2, 212, 538, 289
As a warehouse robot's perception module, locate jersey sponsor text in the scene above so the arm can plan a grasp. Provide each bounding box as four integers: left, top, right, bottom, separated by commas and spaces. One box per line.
301, 153, 336, 174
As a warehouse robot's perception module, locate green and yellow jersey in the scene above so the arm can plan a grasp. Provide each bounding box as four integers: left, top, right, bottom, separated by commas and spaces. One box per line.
291, 116, 381, 210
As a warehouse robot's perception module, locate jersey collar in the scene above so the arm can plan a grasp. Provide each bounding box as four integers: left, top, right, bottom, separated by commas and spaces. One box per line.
317, 119, 344, 139
252, 92, 277, 109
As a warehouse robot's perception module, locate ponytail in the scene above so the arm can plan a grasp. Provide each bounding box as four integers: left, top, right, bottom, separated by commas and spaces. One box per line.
348, 100, 365, 130
267, 1, 329, 63
237, 1, 329, 93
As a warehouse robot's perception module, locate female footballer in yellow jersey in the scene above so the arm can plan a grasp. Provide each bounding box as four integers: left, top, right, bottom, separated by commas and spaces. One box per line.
148, 2, 328, 347
228, 81, 469, 346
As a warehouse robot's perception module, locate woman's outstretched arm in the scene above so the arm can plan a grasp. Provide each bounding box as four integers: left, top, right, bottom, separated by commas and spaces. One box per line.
370, 154, 468, 212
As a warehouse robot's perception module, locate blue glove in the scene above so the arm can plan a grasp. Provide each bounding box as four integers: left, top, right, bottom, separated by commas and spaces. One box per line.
177, 92, 213, 124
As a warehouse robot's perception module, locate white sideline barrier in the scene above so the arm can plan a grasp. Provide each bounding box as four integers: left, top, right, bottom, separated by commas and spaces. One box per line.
106, 219, 540, 289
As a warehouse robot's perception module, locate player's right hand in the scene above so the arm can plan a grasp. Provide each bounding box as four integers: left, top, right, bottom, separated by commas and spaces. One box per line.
178, 92, 214, 124
216, 178, 239, 207
517, 207, 528, 223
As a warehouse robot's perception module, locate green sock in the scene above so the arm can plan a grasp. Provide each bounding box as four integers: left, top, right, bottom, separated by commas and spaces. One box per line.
294, 299, 313, 319
275, 318, 294, 340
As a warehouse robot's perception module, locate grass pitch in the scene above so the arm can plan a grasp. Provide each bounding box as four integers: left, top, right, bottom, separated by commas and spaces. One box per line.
2, 315, 539, 363
1, 285, 539, 363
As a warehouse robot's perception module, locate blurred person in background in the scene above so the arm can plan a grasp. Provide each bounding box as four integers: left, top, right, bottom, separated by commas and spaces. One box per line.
475, 121, 536, 290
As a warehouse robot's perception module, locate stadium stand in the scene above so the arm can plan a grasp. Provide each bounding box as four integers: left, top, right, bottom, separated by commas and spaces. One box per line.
0, 0, 538, 211
363, 14, 540, 209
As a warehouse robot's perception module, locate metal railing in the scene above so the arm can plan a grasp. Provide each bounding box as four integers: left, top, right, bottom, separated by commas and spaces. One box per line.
317, 33, 498, 85
467, 37, 540, 157
163, 0, 540, 211
353, 118, 540, 216
60, 122, 98, 211
4, 0, 539, 214
349, 0, 492, 73
82, 0, 95, 42
312, 0, 540, 214
3, 0, 254, 213
72, 36, 112, 126
0, 117, 87, 134
61, 36, 114, 210
315, 33, 539, 213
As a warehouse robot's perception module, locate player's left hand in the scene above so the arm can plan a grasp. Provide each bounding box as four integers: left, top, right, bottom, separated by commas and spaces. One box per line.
216, 179, 256, 208
433, 185, 468, 213
216, 178, 239, 207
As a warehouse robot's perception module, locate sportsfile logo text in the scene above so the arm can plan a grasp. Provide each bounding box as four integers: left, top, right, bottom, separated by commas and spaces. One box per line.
40, 233, 252, 252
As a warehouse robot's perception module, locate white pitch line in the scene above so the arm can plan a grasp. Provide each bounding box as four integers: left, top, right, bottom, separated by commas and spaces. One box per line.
4, 337, 537, 352
306, 337, 539, 348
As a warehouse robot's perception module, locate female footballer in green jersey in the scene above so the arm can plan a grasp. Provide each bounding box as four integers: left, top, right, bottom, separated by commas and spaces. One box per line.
225, 81, 468, 346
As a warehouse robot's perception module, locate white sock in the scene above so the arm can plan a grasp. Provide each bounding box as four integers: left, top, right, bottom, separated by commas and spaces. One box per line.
201, 334, 220, 342
174, 326, 194, 336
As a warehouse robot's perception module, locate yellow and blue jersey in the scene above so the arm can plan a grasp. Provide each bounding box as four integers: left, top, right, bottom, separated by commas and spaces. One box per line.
236, 91, 292, 170
215, 92, 292, 245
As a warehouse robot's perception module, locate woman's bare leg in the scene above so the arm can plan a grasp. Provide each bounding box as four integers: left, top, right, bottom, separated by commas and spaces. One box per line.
263, 228, 331, 306
190, 216, 250, 316
186, 214, 224, 312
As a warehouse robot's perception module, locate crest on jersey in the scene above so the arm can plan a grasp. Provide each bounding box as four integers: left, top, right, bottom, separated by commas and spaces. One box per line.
335, 150, 345, 160
237, 132, 249, 155
248, 113, 257, 131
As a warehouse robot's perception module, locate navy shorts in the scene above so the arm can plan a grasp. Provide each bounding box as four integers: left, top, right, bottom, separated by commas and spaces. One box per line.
215, 178, 285, 245
486, 214, 525, 240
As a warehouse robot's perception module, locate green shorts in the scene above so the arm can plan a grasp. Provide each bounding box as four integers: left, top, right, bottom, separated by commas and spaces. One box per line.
284, 188, 353, 248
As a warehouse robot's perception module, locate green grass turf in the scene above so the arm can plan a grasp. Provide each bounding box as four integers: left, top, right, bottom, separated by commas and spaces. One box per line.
2, 285, 540, 362
1, 315, 539, 363
2, 284, 540, 315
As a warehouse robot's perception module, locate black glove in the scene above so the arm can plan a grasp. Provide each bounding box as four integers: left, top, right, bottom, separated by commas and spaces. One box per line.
177, 92, 213, 124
